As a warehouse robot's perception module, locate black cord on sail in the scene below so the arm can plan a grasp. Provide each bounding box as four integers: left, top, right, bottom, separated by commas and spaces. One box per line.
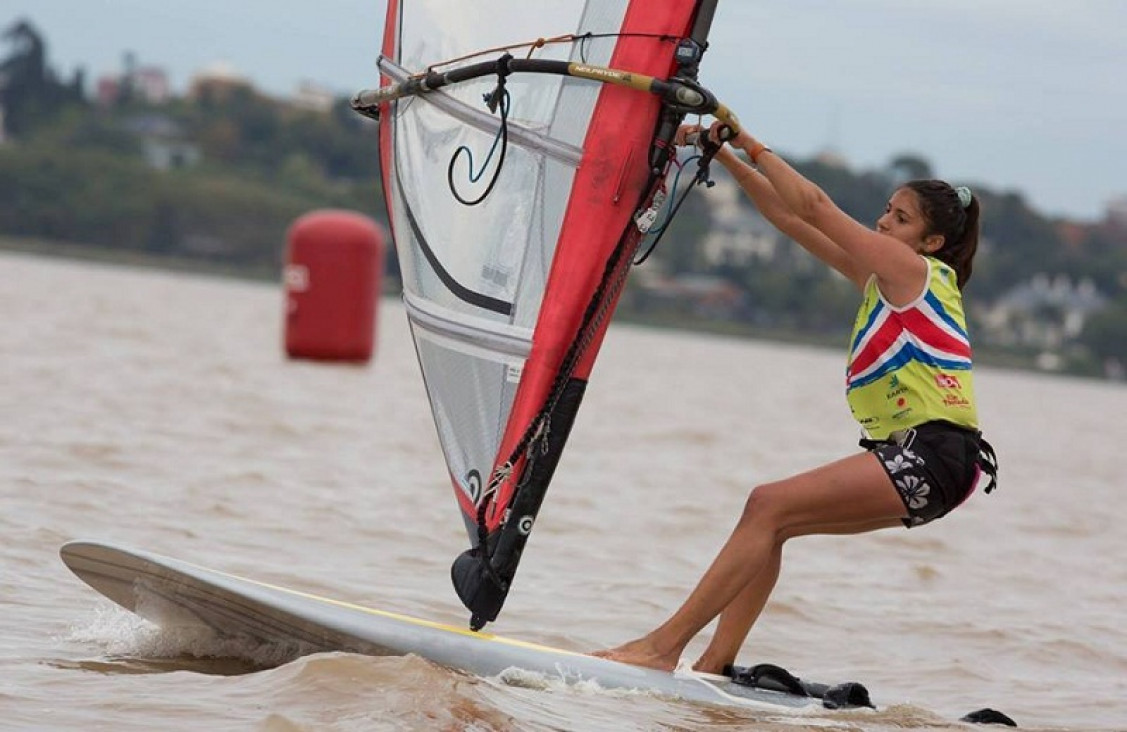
634, 122, 732, 264
447, 55, 513, 206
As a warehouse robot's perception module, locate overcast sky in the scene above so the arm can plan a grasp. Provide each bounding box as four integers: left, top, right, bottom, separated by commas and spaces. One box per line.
5, 0, 1124, 221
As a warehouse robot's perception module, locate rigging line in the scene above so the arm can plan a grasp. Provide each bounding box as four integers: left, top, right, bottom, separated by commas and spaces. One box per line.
634, 180, 696, 265
424, 32, 680, 72
572, 31, 678, 64
635, 126, 730, 264
447, 57, 512, 206
460, 94, 509, 183
447, 89, 510, 204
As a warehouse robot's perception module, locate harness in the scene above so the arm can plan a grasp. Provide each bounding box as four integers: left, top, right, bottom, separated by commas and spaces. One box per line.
860, 420, 998, 494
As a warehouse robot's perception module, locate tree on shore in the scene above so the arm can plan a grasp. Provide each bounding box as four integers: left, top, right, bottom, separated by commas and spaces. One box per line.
0, 19, 84, 137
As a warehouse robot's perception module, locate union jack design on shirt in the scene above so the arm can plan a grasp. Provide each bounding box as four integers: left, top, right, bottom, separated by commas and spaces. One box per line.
847, 268, 972, 391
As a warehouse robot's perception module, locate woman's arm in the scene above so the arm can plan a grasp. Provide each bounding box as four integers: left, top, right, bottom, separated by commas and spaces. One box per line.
711, 144, 866, 287
720, 126, 927, 304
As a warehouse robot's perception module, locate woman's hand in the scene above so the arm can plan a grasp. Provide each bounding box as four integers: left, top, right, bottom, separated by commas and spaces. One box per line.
674, 123, 704, 147
674, 122, 736, 153
675, 121, 754, 155
707, 120, 756, 151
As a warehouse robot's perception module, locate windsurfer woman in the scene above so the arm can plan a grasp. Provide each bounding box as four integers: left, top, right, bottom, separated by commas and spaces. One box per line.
594, 122, 997, 674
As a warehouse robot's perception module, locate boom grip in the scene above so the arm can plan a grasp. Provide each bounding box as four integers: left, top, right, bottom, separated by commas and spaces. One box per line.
351, 85, 403, 108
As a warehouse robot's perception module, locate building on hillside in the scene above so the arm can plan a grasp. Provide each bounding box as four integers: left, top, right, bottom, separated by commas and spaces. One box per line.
121, 114, 201, 170
188, 62, 255, 102
289, 81, 336, 114
814, 148, 850, 169
130, 66, 171, 103
1054, 220, 1087, 250
697, 177, 783, 267
977, 273, 1107, 353
96, 65, 171, 105
628, 270, 749, 321
1106, 195, 1127, 229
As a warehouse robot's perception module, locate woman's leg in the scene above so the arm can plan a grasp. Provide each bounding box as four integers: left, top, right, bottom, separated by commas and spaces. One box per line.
594, 451, 906, 671
691, 540, 781, 674
691, 515, 900, 674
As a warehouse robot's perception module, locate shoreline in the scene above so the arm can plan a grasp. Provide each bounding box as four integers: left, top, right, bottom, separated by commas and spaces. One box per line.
0, 236, 1092, 382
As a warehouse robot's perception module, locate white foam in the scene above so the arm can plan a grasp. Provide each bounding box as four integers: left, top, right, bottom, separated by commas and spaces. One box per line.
63, 601, 309, 667
495, 666, 654, 699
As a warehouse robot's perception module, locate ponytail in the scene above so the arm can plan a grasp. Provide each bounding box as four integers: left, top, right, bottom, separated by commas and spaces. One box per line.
904, 180, 981, 289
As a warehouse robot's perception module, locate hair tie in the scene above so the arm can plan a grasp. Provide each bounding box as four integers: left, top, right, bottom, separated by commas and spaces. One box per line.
956, 186, 973, 209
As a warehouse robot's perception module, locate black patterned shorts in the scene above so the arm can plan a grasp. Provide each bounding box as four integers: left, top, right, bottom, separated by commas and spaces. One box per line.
862, 421, 993, 528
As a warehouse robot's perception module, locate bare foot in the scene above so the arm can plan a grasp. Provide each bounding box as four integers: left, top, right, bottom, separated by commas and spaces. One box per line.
689, 659, 728, 677
590, 637, 680, 672
690, 655, 730, 676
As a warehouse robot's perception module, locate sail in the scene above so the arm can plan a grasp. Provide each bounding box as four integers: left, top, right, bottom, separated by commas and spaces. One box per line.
368, 0, 724, 629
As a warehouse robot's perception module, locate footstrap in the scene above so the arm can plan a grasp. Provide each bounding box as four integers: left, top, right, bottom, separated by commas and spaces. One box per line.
977, 436, 999, 494
724, 663, 874, 709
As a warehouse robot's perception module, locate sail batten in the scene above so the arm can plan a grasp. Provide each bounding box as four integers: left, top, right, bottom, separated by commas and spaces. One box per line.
404, 293, 532, 358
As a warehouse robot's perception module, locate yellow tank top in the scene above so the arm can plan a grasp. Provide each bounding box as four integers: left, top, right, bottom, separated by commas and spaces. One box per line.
846, 257, 978, 439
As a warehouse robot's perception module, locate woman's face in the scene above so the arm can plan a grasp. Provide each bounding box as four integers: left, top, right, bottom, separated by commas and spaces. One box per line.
876, 188, 941, 253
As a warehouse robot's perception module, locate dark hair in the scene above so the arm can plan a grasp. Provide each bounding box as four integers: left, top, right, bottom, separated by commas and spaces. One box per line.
903, 179, 981, 289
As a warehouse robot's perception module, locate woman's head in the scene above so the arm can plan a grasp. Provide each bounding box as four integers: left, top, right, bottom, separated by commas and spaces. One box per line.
901, 179, 981, 288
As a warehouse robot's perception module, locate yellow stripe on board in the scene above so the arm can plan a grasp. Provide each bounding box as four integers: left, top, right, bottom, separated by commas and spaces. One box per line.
185, 560, 584, 658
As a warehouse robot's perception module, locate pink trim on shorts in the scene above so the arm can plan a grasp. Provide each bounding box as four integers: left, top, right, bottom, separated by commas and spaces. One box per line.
953, 465, 982, 509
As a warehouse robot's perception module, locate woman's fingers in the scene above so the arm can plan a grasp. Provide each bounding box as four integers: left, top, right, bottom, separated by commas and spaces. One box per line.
709, 120, 734, 143
674, 123, 702, 146
677, 121, 745, 148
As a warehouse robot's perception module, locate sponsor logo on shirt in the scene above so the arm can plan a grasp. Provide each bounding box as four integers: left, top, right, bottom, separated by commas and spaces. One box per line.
936, 373, 962, 389
942, 394, 971, 408
886, 374, 908, 401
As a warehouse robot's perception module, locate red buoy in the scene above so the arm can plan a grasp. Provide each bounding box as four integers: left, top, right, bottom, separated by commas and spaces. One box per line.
283, 210, 385, 362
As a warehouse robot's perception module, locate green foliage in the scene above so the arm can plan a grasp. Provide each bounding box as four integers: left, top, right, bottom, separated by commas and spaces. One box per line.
972, 190, 1065, 291
0, 144, 153, 245
1065, 223, 1127, 295
647, 184, 712, 273
793, 159, 894, 224
0, 19, 386, 277
1079, 296, 1127, 363
888, 153, 934, 183
1, 19, 86, 137
26, 105, 144, 155
0, 140, 381, 272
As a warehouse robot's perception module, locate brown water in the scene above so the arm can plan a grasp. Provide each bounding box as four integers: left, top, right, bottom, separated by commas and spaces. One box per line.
2, 251, 1124, 731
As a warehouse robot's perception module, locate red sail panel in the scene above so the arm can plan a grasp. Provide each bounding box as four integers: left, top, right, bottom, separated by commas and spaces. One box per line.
485, 1, 698, 529
377, 0, 399, 244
